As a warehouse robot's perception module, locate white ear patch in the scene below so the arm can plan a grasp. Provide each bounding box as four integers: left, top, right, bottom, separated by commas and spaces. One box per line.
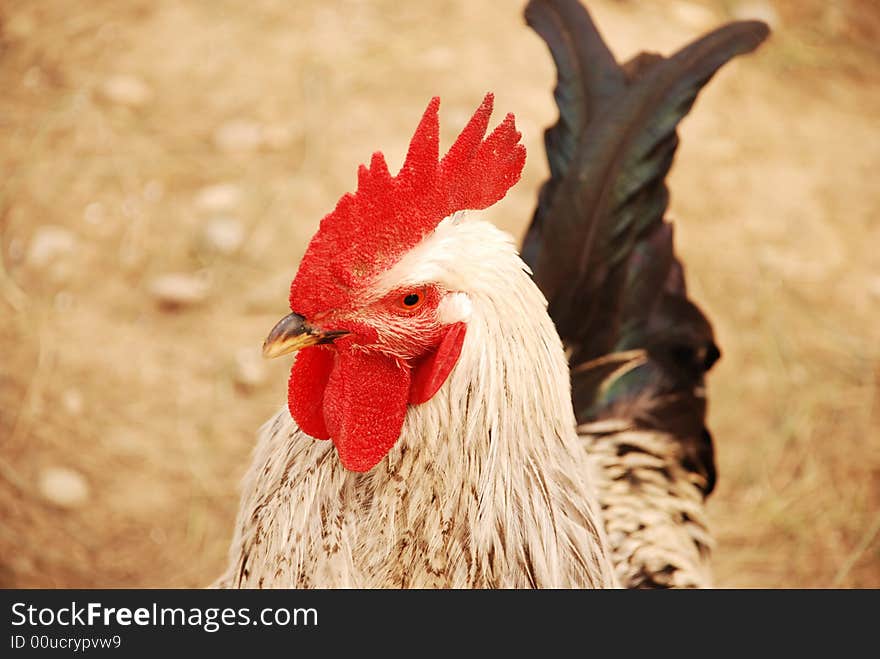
437, 292, 472, 324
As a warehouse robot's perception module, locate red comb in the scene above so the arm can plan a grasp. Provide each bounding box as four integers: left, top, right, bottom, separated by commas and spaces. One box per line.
289, 93, 526, 316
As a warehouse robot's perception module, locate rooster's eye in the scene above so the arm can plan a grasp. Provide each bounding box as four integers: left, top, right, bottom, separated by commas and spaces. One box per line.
398, 289, 425, 311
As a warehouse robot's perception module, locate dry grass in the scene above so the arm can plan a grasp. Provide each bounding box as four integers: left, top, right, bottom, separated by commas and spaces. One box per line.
1, 0, 878, 588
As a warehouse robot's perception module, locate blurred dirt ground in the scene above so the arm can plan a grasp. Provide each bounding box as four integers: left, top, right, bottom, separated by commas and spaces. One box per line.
1, 0, 878, 588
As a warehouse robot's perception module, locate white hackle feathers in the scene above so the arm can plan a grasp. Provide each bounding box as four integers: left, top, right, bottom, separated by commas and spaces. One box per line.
216, 213, 618, 588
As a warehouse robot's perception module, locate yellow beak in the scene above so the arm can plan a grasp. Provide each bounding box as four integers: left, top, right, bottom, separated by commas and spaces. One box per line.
262, 312, 349, 358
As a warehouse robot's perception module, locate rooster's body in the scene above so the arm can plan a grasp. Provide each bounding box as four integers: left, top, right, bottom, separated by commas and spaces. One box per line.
216, 0, 768, 589
217, 215, 615, 587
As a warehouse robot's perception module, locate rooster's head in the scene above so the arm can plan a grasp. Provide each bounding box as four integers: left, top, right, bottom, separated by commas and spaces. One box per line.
263, 94, 526, 472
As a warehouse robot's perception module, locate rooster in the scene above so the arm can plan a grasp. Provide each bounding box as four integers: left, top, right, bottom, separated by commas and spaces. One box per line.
216, 0, 768, 589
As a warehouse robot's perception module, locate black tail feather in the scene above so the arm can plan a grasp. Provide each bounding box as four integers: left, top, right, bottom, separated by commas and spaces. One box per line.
523, 0, 769, 497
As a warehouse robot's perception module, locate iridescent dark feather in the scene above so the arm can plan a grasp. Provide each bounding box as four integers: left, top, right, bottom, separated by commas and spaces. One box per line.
523, 0, 768, 586
523, 0, 767, 482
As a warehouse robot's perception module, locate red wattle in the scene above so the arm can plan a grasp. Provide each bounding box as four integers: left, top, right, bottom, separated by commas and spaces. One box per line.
287, 324, 466, 472
409, 322, 467, 404
288, 347, 335, 440
322, 349, 411, 473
